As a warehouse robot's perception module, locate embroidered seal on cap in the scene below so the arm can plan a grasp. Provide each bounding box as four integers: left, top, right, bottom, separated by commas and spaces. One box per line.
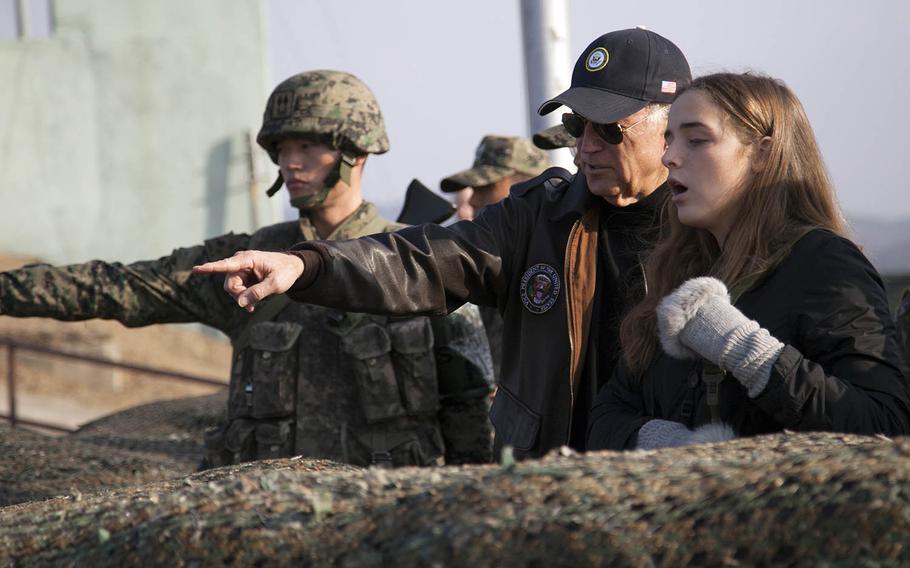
520, 263, 561, 314
585, 47, 609, 72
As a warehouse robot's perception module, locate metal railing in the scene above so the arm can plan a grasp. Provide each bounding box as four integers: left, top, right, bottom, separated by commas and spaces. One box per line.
0, 337, 225, 433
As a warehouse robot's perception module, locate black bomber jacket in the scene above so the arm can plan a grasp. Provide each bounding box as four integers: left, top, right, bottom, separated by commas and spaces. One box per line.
289, 168, 661, 459
587, 229, 910, 450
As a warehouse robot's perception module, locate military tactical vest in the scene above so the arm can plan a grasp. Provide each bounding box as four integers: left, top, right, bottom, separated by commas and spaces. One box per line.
217, 304, 445, 468
204, 204, 448, 468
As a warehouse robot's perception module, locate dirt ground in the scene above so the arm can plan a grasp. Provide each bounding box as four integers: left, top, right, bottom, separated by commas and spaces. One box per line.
0, 253, 231, 432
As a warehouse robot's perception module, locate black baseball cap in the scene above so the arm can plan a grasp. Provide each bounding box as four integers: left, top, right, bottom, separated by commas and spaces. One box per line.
538, 27, 691, 124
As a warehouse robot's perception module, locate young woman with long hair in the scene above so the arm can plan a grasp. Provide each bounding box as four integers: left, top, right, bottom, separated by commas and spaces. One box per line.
587, 73, 910, 450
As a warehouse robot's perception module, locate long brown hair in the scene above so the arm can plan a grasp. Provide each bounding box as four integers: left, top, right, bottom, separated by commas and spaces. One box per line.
620, 72, 847, 374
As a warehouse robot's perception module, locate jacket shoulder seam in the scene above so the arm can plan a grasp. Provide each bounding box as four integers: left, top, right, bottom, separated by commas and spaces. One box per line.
509, 166, 573, 198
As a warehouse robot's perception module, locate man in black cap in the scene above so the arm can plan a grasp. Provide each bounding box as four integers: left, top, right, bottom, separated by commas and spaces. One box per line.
195, 28, 692, 460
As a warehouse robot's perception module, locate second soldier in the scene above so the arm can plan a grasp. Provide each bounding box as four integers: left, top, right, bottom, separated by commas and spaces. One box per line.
439, 135, 550, 381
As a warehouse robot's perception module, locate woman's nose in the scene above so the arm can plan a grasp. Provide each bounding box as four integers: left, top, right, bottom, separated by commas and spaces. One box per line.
662, 141, 679, 169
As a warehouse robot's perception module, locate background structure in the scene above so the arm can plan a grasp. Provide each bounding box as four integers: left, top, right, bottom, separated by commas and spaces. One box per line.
0, 0, 271, 264
0, 0, 907, 273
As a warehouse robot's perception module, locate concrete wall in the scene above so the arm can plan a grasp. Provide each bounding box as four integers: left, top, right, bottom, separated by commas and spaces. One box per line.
0, 0, 274, 264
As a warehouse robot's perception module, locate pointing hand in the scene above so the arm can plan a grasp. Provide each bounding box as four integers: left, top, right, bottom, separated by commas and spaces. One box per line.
193, 250, 305, 312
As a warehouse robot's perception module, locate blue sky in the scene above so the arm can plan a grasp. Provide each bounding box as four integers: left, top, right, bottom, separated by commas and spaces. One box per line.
267, 0, 910, 222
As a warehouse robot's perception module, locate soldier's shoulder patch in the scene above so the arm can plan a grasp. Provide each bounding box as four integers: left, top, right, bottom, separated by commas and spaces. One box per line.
519, 263, 561, 314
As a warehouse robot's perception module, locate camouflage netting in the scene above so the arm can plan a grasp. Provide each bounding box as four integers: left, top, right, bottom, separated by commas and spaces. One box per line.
2, 431, 909, 566
71, 391, 227, 467
0, 422, 189, 507
2, 393, 227, 506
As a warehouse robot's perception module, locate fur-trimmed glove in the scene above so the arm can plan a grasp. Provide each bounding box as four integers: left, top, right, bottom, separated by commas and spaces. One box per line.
656, 277, 785, 398
636, 419, 736, 450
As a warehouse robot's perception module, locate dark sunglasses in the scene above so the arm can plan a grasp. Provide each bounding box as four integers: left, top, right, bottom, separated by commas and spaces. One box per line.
561, 112, 647, 145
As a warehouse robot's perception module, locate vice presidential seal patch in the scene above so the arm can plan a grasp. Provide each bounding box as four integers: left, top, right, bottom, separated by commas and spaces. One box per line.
520, 263, 561, 314
585, 47, 609, 72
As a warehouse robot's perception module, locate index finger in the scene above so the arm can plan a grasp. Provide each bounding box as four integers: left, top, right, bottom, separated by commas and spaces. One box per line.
192, 257, 251, 274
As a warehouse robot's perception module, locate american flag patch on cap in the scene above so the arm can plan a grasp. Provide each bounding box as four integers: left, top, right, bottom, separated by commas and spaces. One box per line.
660, 81, 677, 94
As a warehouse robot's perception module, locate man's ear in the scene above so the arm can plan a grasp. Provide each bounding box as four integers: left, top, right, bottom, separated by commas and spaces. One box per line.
355, 155, 368, 167
751, 136, 772, 173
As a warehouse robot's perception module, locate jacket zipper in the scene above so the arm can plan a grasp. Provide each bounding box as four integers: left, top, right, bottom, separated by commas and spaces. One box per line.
564, 219, 580, 443
563, 211, 599, 446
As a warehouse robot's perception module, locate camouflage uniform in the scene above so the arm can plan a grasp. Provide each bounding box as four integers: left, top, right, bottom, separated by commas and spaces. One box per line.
0, 203, 493, 466
440, 135, 551, 382
897, 289, 910, 366
0, 70, 495, 467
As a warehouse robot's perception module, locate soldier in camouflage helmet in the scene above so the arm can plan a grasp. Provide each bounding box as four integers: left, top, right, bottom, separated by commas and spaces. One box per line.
0, 70, 495, 468
440, 135, 550, 215
440, 135, 551, 383
258, 70, 389, 211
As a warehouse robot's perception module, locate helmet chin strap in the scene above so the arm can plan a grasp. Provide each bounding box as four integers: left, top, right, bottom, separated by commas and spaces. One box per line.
265, 152, 358, 212
265, 171, 284, 197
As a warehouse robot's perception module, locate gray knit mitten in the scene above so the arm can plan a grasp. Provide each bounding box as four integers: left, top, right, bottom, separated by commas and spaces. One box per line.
656, 277, 785, 397
636, 419, 736, 450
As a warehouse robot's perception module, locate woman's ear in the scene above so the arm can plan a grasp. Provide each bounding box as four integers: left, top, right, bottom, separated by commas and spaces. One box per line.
751, 136, 772, 173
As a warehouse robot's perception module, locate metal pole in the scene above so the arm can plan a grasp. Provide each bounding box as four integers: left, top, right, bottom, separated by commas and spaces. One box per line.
0, 337, 226, 387
7, 345, 17, 427
0, 337, 226, 433
520, 0, 573, 169
246, 130, 261, 230
14, 0, 29, 39
48, 0, 57, 35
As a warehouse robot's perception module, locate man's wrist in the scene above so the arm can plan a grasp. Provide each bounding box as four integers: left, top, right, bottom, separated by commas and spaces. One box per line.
286, 249, 322, 291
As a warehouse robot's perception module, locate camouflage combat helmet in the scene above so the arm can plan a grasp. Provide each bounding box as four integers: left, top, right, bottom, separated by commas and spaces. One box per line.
258, 70, 390, 199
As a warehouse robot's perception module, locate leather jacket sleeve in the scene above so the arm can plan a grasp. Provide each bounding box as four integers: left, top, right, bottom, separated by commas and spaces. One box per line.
288, 195, 537, 315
